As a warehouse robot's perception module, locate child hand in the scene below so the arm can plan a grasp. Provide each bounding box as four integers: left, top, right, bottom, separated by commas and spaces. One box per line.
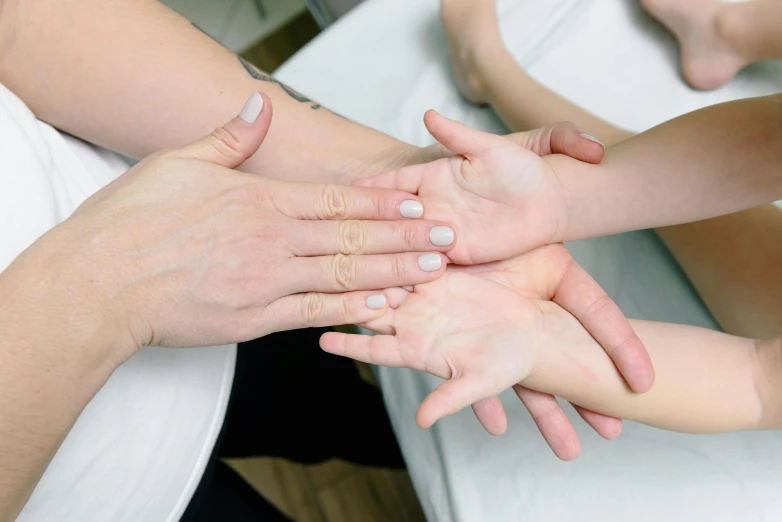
321, 244, 653, 459
356, 111, 603, 264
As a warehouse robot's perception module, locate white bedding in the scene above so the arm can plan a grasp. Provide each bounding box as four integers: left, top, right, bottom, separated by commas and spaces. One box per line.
276, 0, 782, 520
0, 83, 234, 522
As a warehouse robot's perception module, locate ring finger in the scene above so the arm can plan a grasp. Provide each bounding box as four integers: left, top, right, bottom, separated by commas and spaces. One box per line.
289, 252, 447, 294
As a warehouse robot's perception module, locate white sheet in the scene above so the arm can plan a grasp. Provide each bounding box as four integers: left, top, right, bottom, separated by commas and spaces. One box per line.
276, 0, 782, 520
0, 83, 235, 522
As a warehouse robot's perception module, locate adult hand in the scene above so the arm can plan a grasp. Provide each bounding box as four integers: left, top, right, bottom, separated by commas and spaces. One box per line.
21, 92, 455, 360
321, 244, 644, 460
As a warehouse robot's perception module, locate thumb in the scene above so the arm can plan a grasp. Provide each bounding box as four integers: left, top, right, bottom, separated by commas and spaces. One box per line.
423, 109, 507, 157
162, 91, 273, 168
503, 122, 605, 164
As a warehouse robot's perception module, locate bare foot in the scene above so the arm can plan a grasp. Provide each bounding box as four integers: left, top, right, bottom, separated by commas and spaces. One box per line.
641, 0, 749, 90
440, 0, 504, 105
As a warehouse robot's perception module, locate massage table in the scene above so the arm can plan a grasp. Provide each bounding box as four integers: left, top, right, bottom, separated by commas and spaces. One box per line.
276, 0, 782, 520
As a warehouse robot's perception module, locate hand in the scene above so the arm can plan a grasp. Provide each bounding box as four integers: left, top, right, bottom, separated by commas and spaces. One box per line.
360, 112, 652, 406
321, 245, 654, 460
20, 92, 457, 359
356, 111, 602, 265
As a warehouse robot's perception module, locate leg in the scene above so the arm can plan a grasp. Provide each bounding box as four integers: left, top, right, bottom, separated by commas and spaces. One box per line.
440, 0, 782, 338
440, 0, 631, 145
657, 205, 782, 339
641, 0, 782, 90
718, 0, 782, 61
440, 0, 631, 144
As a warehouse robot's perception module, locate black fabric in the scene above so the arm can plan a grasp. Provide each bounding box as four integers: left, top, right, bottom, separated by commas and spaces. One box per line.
181, 328, 405, 521
182, 459, 291, 522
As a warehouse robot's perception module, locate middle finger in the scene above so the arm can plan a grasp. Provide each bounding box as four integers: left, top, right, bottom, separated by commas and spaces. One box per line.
288, 220, 456, 257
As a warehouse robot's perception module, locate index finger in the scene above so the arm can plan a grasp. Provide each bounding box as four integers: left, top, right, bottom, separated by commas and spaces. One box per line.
554, 261, 655, 393
267, 179, 427, 221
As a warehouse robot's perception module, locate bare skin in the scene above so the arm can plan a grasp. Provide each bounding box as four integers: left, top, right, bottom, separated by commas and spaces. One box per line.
440, 0, 782, 339
641, 0, 749, 90
442, 0, 782, 93
322, 248, 781, 435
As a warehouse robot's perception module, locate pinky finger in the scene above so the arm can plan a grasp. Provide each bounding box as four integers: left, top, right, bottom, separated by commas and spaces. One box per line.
472, 396, 508, 436
263, 291, 393, 333
572, 405, 623, 440
513, 385, 582, 461
416, 377, 495, 430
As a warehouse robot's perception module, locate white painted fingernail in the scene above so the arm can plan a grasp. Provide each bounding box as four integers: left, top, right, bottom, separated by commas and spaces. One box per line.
418, 253, 443, 272
239, 92, 263, 124
400, 200, 424, 219
366, 294, 387, 310
579, 133, 605, 149
429, 226, 455, 246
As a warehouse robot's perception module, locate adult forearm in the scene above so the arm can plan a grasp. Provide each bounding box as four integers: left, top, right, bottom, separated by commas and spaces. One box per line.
525, 319, 774, 433
0, 242, 127, 521
0, 0, 415, 184
557, 94, 782, 240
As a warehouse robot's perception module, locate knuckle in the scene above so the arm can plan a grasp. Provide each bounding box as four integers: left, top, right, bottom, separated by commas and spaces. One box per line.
320, 184, 349, 220
402, 223, 421, 250
338, 293, 353, 320
581, 295, 614, 322
302, 292, 327, 324
209, 126, 245, 162
375, 194, 392, 219
338, 220, 367, 254
330, 254, 358, 290
392, 255, 408, 281
607, 331, 640, 358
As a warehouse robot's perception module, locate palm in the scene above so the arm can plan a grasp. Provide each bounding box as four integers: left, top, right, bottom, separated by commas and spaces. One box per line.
322, 244, 649, 459
357, 111, 610, 265
364, 268, 544, 391
359, 144, 562, 265
433, 148, 561, 264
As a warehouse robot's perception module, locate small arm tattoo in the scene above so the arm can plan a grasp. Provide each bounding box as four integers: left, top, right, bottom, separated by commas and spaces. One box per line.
239, 57, 321, 110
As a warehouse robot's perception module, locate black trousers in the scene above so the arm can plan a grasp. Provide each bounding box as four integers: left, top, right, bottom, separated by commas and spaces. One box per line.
181, 328, 405, 521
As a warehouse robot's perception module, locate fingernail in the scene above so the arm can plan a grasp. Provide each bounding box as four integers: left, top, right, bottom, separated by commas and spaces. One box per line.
418, 253, 443, 272
400, 200, 424, 219
366, 294, 387, 310
429, 226, 455, 246
579, 133, 605, 149
239, 92, 263, 124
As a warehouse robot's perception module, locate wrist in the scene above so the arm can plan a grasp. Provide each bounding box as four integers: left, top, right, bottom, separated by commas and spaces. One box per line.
542, 154, 577, 244
544, 154, 607, 243
338, 142, 443, 185
0, 227, 139, 371
522, 303, 592, 388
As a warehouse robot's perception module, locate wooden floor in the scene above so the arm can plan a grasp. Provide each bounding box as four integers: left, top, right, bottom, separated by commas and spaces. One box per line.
223, 361, 426, 521
226, 456, 426, 522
